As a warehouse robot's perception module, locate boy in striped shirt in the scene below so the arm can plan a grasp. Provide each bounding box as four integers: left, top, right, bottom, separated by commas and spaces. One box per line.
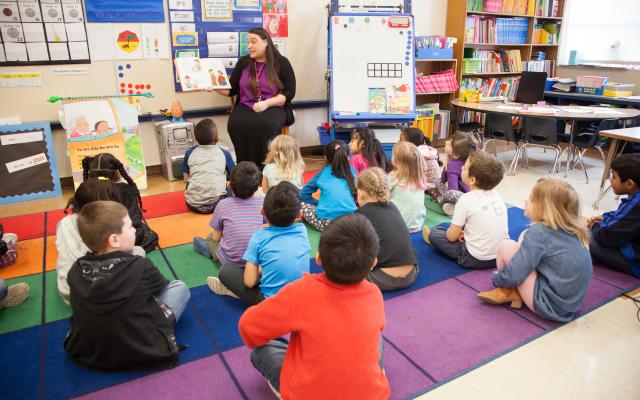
194, 161, 264, 276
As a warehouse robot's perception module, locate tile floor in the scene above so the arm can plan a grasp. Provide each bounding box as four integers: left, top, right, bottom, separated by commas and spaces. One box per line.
2, 148, 638, 400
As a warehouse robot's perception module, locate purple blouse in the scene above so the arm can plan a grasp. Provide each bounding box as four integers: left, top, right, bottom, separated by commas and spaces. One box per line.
238, 62, 281, 108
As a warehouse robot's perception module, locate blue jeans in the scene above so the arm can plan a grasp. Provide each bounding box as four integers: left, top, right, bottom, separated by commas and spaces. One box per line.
158, 280, 190, 321
0, 278, 7, 300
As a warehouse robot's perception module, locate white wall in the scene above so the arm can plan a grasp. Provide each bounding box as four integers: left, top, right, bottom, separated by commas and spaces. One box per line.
45, 1, 448, 178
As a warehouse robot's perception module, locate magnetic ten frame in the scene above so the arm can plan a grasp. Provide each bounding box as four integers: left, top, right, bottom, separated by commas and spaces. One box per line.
329, 12, 417, 125
0, 122, 62, 205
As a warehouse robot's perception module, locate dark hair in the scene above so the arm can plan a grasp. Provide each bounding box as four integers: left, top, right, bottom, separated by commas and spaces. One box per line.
325, 140, 356, 198
612, 153, 640, 188
319, 214, 379, 285
351, 128, 392, 173
82, 153, 145, 211
194, 118, 218, 145
229, 161, 261, 198
247, 27, 283, 102
65, 179, 121, 214
263, 181, 301, 227
401, 127, 441, 166
78, 200, 129, 254
94, 120, 107, 130
451, 132, 477, 160
467, 151, 505, 190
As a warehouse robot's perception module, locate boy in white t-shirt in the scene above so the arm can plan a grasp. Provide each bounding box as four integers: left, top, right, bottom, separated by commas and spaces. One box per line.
426, 151, 508, 269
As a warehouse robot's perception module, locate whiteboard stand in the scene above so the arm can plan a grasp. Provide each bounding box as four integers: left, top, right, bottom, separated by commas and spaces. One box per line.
328, 11, 416, 141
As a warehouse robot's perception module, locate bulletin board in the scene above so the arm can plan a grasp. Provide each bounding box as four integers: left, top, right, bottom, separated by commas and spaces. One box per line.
0, 0, 330, 122
167, 0, 262, 92
0, 0, 90, 66
330, 13, 416, 122
85, 0, 165, 23
0, 122, 62, 205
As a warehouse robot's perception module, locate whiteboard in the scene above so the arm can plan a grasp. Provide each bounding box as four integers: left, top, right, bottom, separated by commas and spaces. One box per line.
0, 0, 329, 122
330, 13, 415, 121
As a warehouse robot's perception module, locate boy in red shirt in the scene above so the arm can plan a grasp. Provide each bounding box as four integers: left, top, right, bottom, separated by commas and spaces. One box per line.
238, 214, 390, 399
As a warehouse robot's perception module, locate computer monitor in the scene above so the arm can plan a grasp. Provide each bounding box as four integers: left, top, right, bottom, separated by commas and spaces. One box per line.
515, 71, 548, 104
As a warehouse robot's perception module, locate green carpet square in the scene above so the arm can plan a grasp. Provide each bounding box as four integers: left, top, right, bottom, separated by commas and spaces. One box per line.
161, 244, 220, 288
45, 271, 71, 323
304, 223, 320, 257
147, 250, 176, 280
0, 274, 42, 334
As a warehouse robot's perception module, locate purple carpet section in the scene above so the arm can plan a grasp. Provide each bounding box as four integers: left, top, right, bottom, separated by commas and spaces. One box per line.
75, 355, 243, 400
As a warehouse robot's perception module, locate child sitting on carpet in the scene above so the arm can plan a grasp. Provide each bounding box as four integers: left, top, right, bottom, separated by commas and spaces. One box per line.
300, 140, 357, 231
426, 151, 508, 269
82, 153, 158, 252
193, 161, 264, 267
349, 127, 392, 175
260, 134, 305, 195
588, 154, 640, 277
0, 223, 18, 269
238, 213, 390, 399
65, 201, 190, 370
183, 118, 235, 213
357, 167, 418, 291
208, 182, 310, 305
390, 141, 427, 233
399, 127, 441, 190
477, 178, 592, 323
428, 132, 476, 216
56, 179, 146, 302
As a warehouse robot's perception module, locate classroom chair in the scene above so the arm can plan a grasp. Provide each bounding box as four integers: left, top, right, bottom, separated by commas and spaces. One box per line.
450, 104, 483, 145
482, 113, 523, 175
570, 118, 618, 184
513, 116, 564, 176
229, 95, 293, 135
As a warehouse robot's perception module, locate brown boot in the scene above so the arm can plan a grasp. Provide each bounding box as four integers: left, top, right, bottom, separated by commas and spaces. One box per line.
477, 288, 523, 309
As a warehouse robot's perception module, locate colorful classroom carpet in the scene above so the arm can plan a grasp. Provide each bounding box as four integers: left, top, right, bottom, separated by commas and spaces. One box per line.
1, 188, 639, 400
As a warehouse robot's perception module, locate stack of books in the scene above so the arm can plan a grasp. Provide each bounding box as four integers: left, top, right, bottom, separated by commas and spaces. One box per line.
523, 60, 556, 76
463, 49, 523, 73
535, 0, 561, 17
433, 110, 451, 141
465, 16, 528, 44
467, 0, 532, 14
532, 22, 560, 44
461, 76, 521, 98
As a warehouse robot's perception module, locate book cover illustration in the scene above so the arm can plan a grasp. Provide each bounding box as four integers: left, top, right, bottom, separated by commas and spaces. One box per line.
386, 84, 412, 114
174, 57, 232, 91
368, 88, 387, 113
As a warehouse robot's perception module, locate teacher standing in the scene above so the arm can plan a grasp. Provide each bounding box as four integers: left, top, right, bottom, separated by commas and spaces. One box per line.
215, 28, 296, 168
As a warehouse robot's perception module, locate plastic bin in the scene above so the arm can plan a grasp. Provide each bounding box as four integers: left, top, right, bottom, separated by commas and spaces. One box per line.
603, 83, 635, 97
318, 126, 351, 146
416, 48, 454, 60
576, 86, 605, 96
462, 59, 482, 74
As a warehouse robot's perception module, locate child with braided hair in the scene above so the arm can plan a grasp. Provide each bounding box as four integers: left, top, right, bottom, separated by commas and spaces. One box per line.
356, 167, 418, 291
82, 153, 159, 252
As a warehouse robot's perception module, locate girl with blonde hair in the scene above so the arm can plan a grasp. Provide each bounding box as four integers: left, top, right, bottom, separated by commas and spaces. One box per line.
261, 134, 305, 194
356, 167, 419, 291
477, 178, 592, 322
390, 141, 427, 233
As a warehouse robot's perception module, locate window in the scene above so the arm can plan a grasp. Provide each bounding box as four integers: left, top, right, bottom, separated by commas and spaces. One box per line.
560, 0, 640, 64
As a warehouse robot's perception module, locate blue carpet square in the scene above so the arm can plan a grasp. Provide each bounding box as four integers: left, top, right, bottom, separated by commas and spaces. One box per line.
0, 325, 41, 400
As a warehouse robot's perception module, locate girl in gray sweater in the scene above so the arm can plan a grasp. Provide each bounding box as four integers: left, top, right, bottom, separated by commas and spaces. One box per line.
477, 178, 592, 322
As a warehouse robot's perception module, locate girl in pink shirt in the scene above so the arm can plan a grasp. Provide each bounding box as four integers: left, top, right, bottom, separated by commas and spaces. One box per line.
348, 128, 392, 175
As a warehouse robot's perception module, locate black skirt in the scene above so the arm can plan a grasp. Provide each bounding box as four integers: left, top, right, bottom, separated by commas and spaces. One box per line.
227, 104, 286, 168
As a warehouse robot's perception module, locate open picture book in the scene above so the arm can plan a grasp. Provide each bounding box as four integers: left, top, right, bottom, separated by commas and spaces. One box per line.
174, 58, 232, 92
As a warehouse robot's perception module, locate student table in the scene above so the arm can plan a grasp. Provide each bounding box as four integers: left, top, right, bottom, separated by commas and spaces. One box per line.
451, 99, 640, 178
593, 127, 640, 209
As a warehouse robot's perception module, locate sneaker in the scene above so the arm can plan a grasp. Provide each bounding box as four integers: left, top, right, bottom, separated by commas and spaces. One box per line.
193, 236, 212, 258
206, 276, 239, 299
442, 203, 455, 216
0, 283, 29, 309
422, 225, 431, 245
267, 379, 281, 399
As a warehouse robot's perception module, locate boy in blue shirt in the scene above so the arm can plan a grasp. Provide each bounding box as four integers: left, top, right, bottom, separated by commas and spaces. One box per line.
588, 154, 640, 277
209, 181, 310, 305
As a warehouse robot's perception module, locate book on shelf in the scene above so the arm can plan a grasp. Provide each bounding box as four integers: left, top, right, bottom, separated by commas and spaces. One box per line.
461, 76, 521, 99
433, 110, 451, 141
466, 0, 532, 14
465, 16, 528, 44
535, 0, 560, 17
523, 59, 556, 76
532, 22, 560, 44
463, 49, 523, 73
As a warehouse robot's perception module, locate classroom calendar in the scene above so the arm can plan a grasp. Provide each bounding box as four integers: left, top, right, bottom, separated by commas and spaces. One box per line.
0, 0, 89, 65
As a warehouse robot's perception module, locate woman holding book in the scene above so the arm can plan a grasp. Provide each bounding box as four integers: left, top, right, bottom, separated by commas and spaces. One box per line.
213, 27, 296, 168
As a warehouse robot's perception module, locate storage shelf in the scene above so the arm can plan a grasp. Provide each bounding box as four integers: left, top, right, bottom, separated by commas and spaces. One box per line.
531, 43, 559, 47
534, 16, 563, 20
416, 91, 455, 95
467, 11, 532, 18
462, 71, 523, 76
464, 43, 530, 47
416, 59, 457, 62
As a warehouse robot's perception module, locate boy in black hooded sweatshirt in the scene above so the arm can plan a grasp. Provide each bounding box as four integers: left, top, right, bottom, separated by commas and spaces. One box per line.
64, 200, 190, 371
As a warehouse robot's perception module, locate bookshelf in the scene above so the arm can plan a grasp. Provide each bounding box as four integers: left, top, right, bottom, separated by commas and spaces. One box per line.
446, 0, 566, 98
415, 58, 458, 145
